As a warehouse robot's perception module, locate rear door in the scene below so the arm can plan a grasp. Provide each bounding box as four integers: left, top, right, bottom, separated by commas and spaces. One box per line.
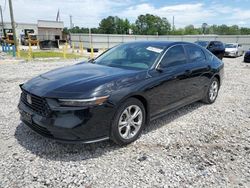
184, 44, 211, 99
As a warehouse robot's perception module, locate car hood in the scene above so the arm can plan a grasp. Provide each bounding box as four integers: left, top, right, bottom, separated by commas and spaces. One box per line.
225, 48, 237, 52
22, 63, 147, 98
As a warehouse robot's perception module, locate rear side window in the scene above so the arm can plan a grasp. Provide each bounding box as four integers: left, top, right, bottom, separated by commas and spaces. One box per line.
160, 45, 187, 67
185, 45, 206, 63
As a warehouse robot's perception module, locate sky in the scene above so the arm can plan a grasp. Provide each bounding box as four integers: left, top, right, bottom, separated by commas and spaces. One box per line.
0, 0, 250, 28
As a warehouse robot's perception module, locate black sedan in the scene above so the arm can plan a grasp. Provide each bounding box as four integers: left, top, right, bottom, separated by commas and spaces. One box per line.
195, 40, 225, 60
244, 50, 250, 63
18, 41, 224, 145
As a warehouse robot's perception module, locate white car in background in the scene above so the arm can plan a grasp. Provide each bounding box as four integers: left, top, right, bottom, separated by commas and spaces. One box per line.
224, 43, 244, 57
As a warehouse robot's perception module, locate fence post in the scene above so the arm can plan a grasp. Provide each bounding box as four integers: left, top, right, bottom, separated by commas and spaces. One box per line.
72, 42, 75, 53
107, 35, 109, 49
63, 45, 66, 59
28, 41, 32, 61
90, 45, 94, 59
2, 43, 5, 52
80, 42, 84, 55
12, 45, 16, 57
16, 44, 20, 58
7, 44, 10, 53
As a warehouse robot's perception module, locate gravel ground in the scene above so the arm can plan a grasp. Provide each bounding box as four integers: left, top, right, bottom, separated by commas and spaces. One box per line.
0, 57, 249, 188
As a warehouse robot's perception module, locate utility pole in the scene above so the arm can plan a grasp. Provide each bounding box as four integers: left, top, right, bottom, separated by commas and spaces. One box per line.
172, 16, 175, 31
70, 15, 73, 29
0, 5, 4, 37
8, 0, 18, 48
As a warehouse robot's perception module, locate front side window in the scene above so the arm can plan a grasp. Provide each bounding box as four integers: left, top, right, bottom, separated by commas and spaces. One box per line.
160, 45, 187, 68
185, 45, 206, 62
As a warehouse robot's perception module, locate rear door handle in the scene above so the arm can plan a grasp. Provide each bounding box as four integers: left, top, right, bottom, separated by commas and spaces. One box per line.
207, 65, 211, 71
185, 70, 192, 75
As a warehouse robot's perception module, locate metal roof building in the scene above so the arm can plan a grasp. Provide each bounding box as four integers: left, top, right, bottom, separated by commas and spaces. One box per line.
0, 20, 64, 41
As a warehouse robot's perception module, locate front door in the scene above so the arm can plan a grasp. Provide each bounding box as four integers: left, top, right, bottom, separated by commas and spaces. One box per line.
146, 45, 193, 117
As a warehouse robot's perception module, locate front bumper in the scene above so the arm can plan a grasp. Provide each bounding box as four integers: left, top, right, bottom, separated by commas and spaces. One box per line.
18, 100, 114, 143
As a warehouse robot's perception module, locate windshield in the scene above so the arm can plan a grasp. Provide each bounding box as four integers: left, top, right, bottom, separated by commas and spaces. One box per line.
225, 44, 237, 48
94, 43, 165, 70
195, 41, 209, 48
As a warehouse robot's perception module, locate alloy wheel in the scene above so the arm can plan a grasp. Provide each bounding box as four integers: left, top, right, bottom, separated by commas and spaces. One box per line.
209, 80, 218, 102
118, 105, 143, 140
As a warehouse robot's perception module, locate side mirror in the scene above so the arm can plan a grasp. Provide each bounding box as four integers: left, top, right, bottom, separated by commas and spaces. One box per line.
88, 58, 95, 63
156, 65, 164, 72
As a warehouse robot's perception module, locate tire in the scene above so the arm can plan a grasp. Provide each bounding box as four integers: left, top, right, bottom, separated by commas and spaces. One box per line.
202, 77, 220, 104
111, 98, 146, 145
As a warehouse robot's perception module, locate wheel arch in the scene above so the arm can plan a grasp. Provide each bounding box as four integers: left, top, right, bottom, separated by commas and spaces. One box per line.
213, 74, 221, 88
116, 94, 150, 125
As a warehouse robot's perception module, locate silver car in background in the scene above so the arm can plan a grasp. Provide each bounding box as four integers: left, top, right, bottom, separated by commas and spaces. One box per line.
224, 43, 244, 57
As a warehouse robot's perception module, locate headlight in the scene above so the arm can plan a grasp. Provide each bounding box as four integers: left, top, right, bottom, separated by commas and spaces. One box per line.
58, 96, 109, 107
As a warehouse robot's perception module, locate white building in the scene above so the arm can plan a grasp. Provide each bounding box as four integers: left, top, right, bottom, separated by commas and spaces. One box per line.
0, 20, 64, 40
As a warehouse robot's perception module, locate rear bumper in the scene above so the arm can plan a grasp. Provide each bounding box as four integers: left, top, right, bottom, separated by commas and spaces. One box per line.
224, 51, 237, 57
18, 100, 114, 143
244, 56, 250, 63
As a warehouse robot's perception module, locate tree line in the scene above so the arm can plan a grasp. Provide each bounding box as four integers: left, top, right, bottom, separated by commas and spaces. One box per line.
63, 14, 250, 35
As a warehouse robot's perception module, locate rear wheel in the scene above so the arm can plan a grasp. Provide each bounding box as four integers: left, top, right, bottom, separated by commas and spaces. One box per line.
202, 77, 220, 104
111, 98, 146, 145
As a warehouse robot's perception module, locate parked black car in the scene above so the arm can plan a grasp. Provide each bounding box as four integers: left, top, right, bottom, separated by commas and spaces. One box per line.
195, 40, 225, 60
244, 50, 250, 63
18, 41, 224, 145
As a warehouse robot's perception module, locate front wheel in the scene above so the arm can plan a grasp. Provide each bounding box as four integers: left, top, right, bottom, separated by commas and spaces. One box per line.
111, 98, 146, 145
202, 77, 220, 104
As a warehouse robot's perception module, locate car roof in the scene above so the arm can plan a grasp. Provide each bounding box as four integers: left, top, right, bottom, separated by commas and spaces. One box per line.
125, 41, 196, 48
196, 40, 222, 43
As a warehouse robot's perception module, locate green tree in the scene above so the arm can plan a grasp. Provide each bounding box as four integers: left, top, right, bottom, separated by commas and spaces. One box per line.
184, 25, 200, 35
133, 14, 171, 35
99, 16, 116, 34
99, 16, 131, 34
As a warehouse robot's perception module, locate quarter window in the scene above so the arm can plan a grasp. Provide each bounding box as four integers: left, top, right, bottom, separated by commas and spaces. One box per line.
185, 45, 206, 62
160, 45, 187, 67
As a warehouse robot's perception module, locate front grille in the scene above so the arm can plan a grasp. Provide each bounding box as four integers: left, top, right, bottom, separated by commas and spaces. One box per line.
20, 89, 51, 117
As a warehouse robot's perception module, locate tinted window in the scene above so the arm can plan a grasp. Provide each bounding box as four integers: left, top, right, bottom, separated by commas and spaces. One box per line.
213, 41, 224, 48
185, 45, 206, 62
160, 45, 187, 67
195, 41, 209, 48
203, 49, 214, 61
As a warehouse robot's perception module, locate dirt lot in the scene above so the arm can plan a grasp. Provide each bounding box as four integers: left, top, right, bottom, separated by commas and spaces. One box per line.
0, 57, 249, 188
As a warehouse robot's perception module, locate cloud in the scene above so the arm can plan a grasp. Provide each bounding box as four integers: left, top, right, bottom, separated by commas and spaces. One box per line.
1, 0, 133, 27
118, 3, 216, 28
0, 0, 249, 28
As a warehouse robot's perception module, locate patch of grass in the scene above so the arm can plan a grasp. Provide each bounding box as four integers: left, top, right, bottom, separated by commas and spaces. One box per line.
20, 51, 81, 60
